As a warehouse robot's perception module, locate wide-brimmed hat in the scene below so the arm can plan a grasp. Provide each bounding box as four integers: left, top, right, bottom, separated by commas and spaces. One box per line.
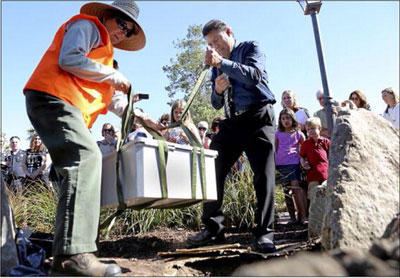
80, 0, 146, 51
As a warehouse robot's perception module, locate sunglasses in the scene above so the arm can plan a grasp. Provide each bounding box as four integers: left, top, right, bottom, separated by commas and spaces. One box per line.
103, 128, 114, 133
115, 18, 138, 38
198, 127, 207, 131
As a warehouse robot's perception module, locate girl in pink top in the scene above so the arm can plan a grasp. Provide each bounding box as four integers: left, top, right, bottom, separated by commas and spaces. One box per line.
275, 108, 308, 225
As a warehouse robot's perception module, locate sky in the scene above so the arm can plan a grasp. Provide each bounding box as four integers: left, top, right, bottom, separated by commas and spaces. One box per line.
1, 0, 399, 149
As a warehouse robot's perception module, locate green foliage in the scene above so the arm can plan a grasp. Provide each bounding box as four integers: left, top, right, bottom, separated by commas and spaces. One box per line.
1, 132, 8, 149
222, 168, 288, 230
162, 24, 224, 127
102, 166, 286, 237
7, 180, 57, 233
275, 183, 287, 213
162, 25, 207, 100
100, 205, 203, 237
26, 126, 35, 141
8, 168, 286, 237
223, 169, 257, 230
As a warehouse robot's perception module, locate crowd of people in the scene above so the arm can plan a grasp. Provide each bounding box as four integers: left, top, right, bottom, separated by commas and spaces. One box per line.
272, 86, 399, 225
1, 0, 398, 276
3, 86, 396, 192
1, 134, 53, 193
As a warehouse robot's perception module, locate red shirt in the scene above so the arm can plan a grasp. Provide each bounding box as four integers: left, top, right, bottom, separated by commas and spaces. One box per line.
300, 137, 330, 183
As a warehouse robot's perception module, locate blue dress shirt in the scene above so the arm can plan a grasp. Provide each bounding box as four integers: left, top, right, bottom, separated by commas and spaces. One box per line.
210, 41, 275, 113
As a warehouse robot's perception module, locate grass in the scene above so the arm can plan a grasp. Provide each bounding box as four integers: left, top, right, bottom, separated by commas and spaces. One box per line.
6, 166, 287, 237
7, 179, 57, 233
99, 205, 203, 236
275, 182, 288, 213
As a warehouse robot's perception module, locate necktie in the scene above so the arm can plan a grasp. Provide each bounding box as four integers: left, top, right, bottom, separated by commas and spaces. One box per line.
224, 86, 232, 119
220, 73, 232, 119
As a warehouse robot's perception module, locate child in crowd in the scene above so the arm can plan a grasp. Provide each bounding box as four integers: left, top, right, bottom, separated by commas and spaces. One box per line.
165, 100, 201, 145
275, 108, 308, 225
300, 117, 330, 197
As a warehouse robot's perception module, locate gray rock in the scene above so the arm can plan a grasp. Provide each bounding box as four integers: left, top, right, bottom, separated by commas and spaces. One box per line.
382, 214, 399, 241
308, 181, 328, 238
232, 252, 347, 276
330, 238, 399, 276
322, 109, 400, 250
232, 232, 399, 276
1, 179, 19, 275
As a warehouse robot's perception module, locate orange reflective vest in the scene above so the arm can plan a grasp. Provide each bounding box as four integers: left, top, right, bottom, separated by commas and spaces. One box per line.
24, 14, 114, 128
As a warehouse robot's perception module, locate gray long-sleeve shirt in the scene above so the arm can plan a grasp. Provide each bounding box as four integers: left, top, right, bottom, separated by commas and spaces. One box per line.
59, 19, 128, 116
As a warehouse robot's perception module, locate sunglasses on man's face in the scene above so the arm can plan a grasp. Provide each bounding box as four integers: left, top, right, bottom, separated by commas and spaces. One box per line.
198, 127, 207, 131
103, 128, 114, 133
115, 18, 138, 38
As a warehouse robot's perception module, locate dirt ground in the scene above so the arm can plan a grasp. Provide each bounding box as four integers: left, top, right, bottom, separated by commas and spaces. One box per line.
94, 213, 319, 276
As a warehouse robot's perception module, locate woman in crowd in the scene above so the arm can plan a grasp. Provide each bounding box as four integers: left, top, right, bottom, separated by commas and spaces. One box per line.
197, 121, 212, 149
281, 90, 310, 134
23, 133, 50, 185
156, 113, 170, 138
159, 113, 170, 127
341, 90, 371, 110
381, 87, 399, 129
207, 116, 224, 141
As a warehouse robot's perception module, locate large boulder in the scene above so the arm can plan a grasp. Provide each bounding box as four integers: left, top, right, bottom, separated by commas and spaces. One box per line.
1, 179, 19, 275
322, 109, 399, 250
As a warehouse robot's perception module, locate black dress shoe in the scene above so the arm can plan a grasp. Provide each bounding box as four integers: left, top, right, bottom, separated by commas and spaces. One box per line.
255, 236, 276, 253
186, 229, 225, 247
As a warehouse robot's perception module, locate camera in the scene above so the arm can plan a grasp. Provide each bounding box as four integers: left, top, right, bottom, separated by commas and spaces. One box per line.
138, 93, 149, 100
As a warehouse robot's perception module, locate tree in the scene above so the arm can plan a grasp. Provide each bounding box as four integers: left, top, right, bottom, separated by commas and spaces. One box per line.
1, 132, 8, 149
26, 127, 35, 141
162, 24, 224, 125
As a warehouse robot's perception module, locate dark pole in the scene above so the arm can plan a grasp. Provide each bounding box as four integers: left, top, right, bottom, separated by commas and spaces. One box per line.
310, 10, 335, 136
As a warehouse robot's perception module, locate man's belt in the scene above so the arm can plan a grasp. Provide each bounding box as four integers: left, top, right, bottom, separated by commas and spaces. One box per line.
233, 101, 274, 117
234, 109, 248, 116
